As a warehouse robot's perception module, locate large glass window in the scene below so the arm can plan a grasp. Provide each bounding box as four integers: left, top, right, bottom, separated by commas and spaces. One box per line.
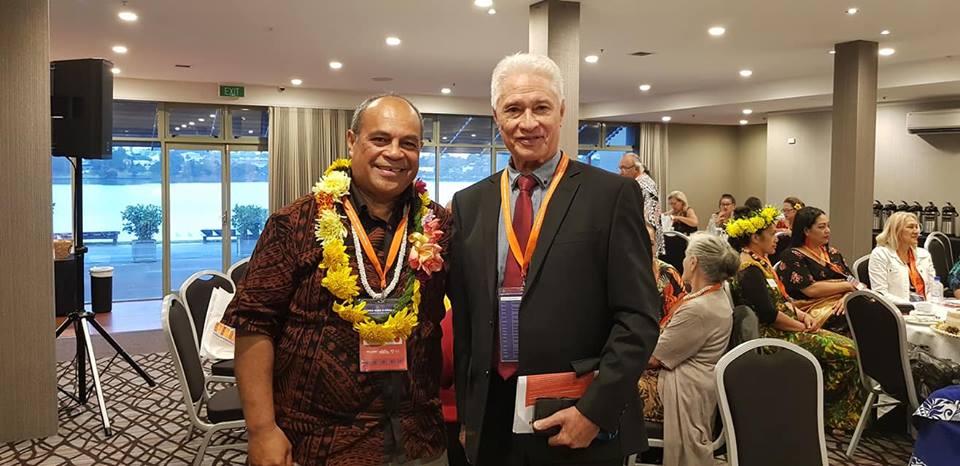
113, 101, 159, 138
439, 115, 493, 145
169, 146, 224, 288
231, 107, 269, 139
438, 148, 491, 207
578, 121, 639, 174
230, 148, 270, 263
52, 157, 73, 237
168, 105, 223, 138
419, 147, 438, 202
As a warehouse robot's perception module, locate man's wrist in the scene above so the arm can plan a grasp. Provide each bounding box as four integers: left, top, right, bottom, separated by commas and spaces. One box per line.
247, 420, 279, 435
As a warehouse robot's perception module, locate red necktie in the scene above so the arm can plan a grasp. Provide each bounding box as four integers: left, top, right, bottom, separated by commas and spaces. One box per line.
498, 174, 537, 379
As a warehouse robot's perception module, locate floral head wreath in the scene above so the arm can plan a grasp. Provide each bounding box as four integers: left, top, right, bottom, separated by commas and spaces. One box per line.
726, 206, 782, 238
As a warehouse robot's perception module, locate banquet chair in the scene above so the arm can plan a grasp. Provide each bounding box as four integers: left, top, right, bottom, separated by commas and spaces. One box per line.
927, 231, 954, 269
659, 231, 689, 274
924, 235, 952, 282
773, 231, 791, 262
715, 338, 827, 466
852, 255, 871, 289
843, 290, 920, 457
161, 294, 246, 466
180, 270, 236, 382
227, 257, 250, 288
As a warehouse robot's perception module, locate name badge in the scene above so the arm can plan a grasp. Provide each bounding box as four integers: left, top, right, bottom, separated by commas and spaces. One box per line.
498, 287, 523, 363
766, 279, 778, 290
359, 337, 408, 372
365, 299, 399, 322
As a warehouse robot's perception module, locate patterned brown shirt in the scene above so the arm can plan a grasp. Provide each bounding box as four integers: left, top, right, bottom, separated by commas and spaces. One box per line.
223, 190, 451, 466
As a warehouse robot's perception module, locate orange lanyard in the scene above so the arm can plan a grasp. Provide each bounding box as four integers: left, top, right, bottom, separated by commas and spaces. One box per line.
664, 283, 722, 323
500, 154, 569, 281
759, 253, 790, 298
801, 245, 847, 277
342, 199, 408, 289
906, 249, 927, 297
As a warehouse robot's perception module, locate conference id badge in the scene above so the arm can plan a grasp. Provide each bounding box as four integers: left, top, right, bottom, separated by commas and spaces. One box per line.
847, 275, 866, 291
498, 287, 524, 363
359, 299, 407, 372
766, 279, 779, 290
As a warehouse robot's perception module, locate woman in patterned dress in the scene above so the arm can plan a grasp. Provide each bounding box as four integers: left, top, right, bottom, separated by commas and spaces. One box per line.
728, 206, 866, 431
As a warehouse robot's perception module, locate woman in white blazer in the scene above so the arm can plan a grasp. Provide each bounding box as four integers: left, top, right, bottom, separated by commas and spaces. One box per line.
869, 212, 936, 303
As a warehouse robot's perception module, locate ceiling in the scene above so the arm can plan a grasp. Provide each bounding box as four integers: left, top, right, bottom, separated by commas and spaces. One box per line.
50, 0, 960, 124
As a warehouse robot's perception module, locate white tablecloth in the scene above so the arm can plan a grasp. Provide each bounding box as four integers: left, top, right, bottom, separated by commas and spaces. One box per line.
905, 304, 960, 363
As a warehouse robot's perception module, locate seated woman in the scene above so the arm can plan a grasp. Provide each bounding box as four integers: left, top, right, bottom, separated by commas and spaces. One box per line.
869, 212, 936, 304
706, 193, 736, 236
647, 223, 687, 324
777, 206, 858, 332
637, 233, 737, 466
776, 196, 805, 234
727, 206, 865, 431
667, 190, 699, 235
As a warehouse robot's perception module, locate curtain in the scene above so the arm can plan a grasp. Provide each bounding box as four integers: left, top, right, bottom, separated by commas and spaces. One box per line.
268, 107, 353, 212
640, 122, 669, 202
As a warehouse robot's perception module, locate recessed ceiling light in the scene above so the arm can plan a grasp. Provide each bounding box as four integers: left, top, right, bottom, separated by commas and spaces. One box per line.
441, 87, 452, 95
708, 26, 726, 37
329, 61, 343, 70
198, 118, 205, 122
661, 116, 672, 122
110, 67, 121, 74
740, 119, 749, 125
488, 8, 496, 15
881, 29, 891, 35
442, 136, 448, 140
209, 114, 216, 118
474, 0, 493, 7
188, 121, 195, 126
385, 36, 402, 46
112, 45, 128, 54
829, 50, 836, 55
739, 69, 753, 77
118, 11, 138, 22
639, 84, 651, 92
248, 130, 254, 134
742, 109, 753, 115
290, 78, 303, 86
879, 47, 896, 56
470, 134, 477, 138
846, 7, 859, 15
584, 55, 599, 64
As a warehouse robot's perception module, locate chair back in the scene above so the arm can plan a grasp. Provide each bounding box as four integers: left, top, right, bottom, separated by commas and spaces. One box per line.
928, 231, 955, 268
179, 270, 235, 348
716, 339, 827, 466
227, 257, 250, 288
852, 255, 871, 289
925, 235, 951, 281
660, 231, 689, 274
773, 232, 791, 262
728, 305, 760, 351
161, 294, 207, 409
844, 290, 919, 409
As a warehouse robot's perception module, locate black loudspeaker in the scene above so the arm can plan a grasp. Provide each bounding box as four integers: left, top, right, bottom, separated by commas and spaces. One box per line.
51, 58, 113, 159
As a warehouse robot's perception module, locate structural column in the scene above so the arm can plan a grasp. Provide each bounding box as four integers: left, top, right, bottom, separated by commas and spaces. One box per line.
829, 40, 878, 258
0, 0, 58, 441
529, 0, 580, 154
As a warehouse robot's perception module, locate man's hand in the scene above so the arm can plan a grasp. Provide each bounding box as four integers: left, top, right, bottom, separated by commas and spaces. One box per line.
532, 406, 600, 449
459, 424, 467, 449
248, 424, 293, 466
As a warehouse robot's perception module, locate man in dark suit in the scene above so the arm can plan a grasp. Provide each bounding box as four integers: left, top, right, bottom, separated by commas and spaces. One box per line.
449, 53, 661, 465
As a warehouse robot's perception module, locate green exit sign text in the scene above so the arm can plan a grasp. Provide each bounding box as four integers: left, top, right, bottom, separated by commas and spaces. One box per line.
219, 85, 245, 98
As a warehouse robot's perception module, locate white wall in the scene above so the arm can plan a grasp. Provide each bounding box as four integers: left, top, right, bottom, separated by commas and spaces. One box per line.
737, 124, 768, 202
765, 110, 833, 210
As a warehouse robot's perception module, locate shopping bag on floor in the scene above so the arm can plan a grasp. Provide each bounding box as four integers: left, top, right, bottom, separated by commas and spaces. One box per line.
200, 286, 235, 361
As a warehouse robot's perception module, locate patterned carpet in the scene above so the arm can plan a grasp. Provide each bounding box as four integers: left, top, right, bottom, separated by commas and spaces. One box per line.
1, 352, 916, 465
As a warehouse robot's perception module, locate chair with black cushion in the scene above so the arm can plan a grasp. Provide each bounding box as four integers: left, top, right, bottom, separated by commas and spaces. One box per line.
924, 235, 952, 283
227, 257, 250, 289
659, 231, 689, 274
852, 255, 871, 289
179, 270, 236, 382
843, 290, 920, 457
773, 231, 791, 262
927, 231, 955, 269
162, 294, 246, 465
715, 338, 828, 466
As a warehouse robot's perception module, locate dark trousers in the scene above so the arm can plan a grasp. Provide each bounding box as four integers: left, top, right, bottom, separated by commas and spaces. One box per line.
446, 422, 469, 466
475, 374, 621, 466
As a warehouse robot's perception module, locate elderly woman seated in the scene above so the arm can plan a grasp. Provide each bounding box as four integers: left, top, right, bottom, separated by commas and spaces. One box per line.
637, 233, 737, 466
869, 212, 936, 303
776, 206, 858, 332
728, 206, 865, 431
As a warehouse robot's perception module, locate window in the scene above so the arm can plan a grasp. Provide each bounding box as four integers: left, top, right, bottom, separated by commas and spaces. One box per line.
419, 147, 438, 201
231, 107, 269, 139
578, 121, 639, 174
439, 115, 493, 145
578, 122, 602, 146
168, 105, 223, 138
113, 101, 159, 138
438, 148, 491, 206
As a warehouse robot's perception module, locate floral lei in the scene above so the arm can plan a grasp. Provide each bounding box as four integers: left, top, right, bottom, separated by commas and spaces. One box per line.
726, 205, 782, 238
311, 159, 444, 344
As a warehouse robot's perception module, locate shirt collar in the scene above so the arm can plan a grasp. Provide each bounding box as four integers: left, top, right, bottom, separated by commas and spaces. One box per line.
505, 151, 562, 190
349, 182, 415, 226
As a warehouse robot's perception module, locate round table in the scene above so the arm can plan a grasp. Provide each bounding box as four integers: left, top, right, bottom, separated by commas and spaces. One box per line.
905, 304, 960, 362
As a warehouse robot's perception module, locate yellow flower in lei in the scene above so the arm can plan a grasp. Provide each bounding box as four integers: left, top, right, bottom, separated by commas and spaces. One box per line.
315, 209, 347, 245
750, 216, 766, 230
381, 307, 418, 340
313, 170, 350, 199
325, 158, 352, 175
321, 265, 360, 301
353, 320, 396, 345
332, 300, 367, 324
726, 205, 783, 238
726, 221, 743, 238
321, 238, 349, 270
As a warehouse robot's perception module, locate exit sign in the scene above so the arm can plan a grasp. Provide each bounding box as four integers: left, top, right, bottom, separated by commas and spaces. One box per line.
219, 85, 244, 98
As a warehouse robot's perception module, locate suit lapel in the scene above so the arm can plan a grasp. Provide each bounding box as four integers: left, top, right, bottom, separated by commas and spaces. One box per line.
524, 160, 582, 291
480, 175, 501, 304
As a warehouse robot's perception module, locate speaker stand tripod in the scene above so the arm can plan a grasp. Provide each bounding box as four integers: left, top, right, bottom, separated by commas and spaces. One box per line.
55, 156, 156, 437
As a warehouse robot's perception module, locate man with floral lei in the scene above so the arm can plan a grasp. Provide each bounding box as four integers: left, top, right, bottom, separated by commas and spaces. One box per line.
223, 93, 452, 466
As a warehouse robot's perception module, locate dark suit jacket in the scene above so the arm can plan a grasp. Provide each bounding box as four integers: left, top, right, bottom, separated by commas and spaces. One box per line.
449, 158, 661, 463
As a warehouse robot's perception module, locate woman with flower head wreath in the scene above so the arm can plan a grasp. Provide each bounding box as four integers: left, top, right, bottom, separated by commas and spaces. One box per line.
728, 205, 865, 431
223, 94, 453, 466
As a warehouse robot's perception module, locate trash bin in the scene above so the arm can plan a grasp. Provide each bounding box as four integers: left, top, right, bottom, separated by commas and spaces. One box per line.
90, 266, 114, 313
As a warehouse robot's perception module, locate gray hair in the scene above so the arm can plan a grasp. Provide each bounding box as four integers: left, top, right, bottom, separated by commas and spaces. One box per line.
623, 152, 644, 171
350, 92, 424, 138
685, 232, 740, 283
490, 53, 565, 108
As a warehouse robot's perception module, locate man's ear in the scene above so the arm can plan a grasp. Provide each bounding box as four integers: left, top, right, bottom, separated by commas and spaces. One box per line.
559, 100, 566, 123
346, 129, 357, 157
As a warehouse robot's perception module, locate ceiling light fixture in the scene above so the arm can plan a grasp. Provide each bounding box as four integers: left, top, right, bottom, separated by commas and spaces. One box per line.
441, 87, 452, 95
209, 114, 216, 118
740, 119, 749, 125
879, 47, 896, 56
739, 69, 753, 77
488, 8, 496, 15
118, 11, 138, 22
881, 29, 891, 35
474, 0, 493, 7
385, 36, 402, 46
584, 55, 599, 64
742, 109, 753, 115
639, 84, 651, 92
248, 130, 255, 134
188, 121, 195, 126
198, 118, 205, 122
708, 26, 726, 37
846, 7, 859, 15
290, 78, 303, 86
829, 50, 836, 55
329, 61, 343, 70
110, 67, 121, 74
112, 45, 128, 54
470, 134, 477, 138
661, 116, 672, 122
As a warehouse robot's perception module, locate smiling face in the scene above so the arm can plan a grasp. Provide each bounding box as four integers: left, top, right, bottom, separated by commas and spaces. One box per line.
493, 72, 564, 172
347, 97, 422, 203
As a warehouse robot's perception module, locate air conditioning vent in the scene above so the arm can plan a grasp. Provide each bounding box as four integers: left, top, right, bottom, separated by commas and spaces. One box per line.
906, 109, 960, 134
629, 51, 653, 57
